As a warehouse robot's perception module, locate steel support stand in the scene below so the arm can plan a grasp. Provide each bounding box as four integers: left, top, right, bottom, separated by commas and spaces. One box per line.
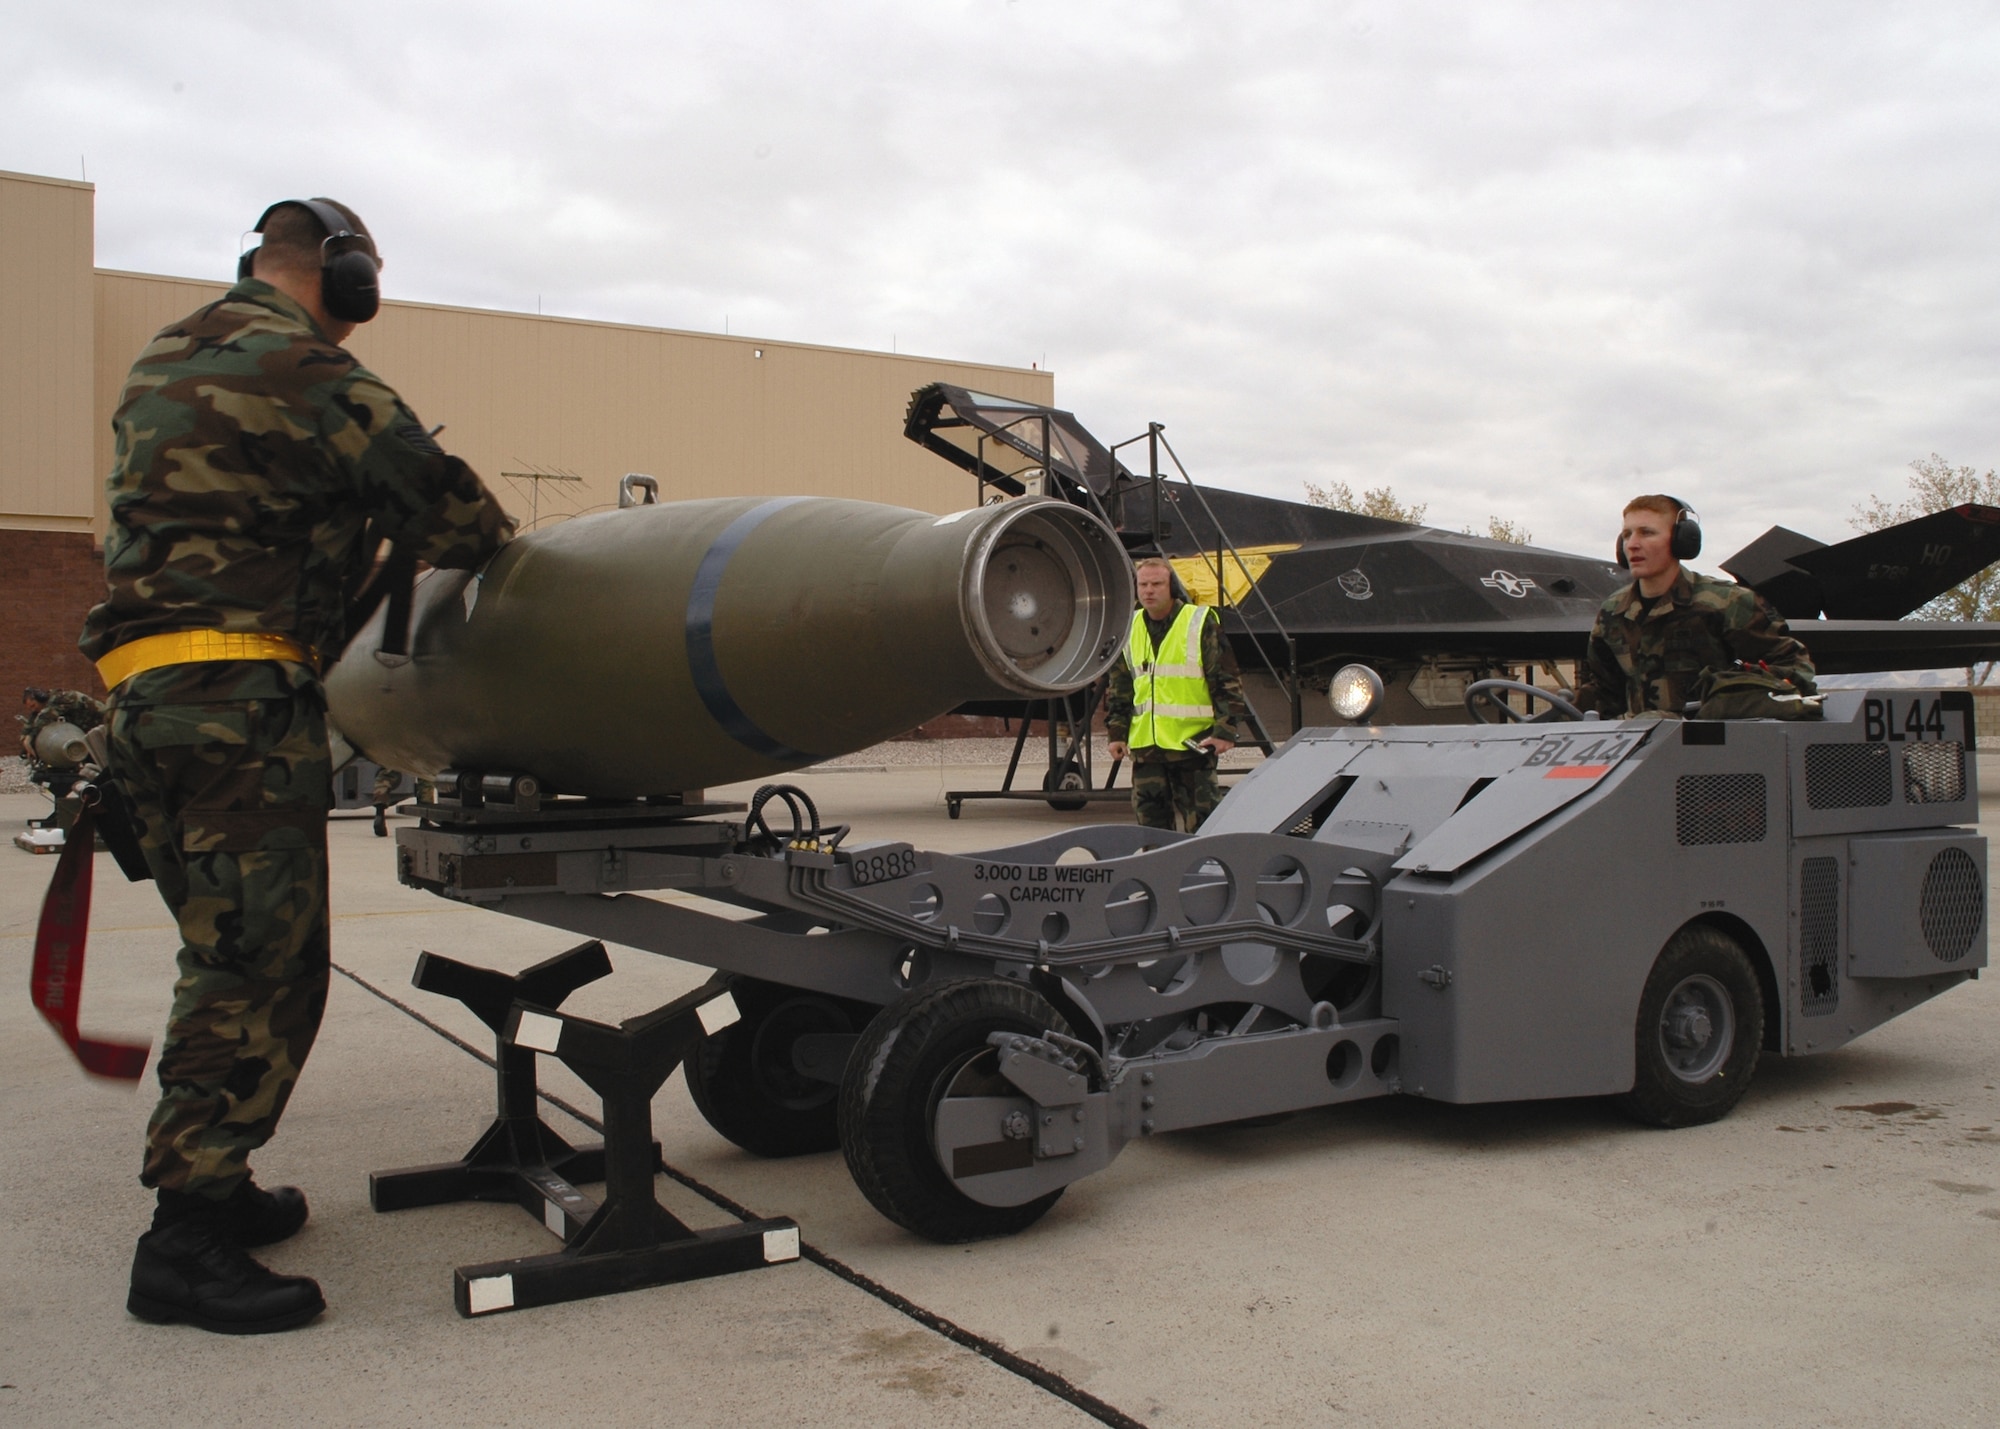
453, 978, 798, 1316
371, 943, 798, 1317
370, 940, 626, 1214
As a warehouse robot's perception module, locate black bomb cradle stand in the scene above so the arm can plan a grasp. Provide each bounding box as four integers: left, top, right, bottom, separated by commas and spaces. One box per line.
368, 939, 799, 1317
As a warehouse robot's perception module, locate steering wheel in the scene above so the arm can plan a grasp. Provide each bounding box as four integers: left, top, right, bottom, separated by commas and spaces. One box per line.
1464, 678, 1586, 724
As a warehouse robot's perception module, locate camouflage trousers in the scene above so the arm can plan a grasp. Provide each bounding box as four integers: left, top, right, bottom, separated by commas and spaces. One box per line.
1130, 754, 1222, 832
108, 660, 332, 1199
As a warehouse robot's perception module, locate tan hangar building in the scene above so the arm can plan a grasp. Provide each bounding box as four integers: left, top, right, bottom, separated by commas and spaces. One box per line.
0, 167, 1054, 703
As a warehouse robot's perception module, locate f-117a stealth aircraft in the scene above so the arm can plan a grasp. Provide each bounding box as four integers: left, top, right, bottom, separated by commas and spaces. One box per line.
906, 382, 2000, 729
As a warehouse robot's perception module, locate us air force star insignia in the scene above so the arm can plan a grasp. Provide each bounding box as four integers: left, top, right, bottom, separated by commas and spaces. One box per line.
1337, 569, 1373, 600
1480, 570, 1537, 598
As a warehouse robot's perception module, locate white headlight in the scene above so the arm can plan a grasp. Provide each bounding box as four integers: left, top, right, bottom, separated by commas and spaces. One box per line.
1328, 664, 1385, 722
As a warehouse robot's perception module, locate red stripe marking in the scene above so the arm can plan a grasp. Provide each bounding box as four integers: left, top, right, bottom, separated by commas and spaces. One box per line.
1544, 765, 1611, 779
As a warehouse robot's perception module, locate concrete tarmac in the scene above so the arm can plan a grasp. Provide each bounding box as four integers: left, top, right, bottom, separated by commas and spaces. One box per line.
3, 757, 1998, 1427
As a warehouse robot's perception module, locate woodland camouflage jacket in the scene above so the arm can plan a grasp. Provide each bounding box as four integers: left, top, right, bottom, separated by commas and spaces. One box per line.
80, 279, 514, 666
18, 690, 105, 766
1574, 569, 1816, 718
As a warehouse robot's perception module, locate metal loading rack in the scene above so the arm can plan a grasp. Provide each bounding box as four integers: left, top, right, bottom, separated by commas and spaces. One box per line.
369, 938, 798, 1316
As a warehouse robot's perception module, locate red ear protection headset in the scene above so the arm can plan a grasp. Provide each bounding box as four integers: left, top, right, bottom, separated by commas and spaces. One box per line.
1615, 496, 1702, 569
237, 198, 381, 323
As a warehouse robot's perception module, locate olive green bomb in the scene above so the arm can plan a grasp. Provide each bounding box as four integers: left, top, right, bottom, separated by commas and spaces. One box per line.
324, 496, 1132, 798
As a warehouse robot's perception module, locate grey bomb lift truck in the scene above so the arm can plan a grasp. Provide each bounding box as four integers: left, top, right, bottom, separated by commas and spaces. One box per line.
396, 684, 1986, 1244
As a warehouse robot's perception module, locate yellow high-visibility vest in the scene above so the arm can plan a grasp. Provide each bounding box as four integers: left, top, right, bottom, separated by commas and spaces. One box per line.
1126, 603, 1215, 751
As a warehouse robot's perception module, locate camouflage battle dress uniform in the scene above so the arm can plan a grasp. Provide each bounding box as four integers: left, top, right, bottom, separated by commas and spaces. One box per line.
1105, 603, 1251, 830
1573, 569, 1816, 718
79, 277, 514, 1198
19, 690, 108, 830
19, 690, 107, 765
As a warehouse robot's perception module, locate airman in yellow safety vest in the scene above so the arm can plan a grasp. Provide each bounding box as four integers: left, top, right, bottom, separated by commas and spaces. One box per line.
1105, 558, 1250, 830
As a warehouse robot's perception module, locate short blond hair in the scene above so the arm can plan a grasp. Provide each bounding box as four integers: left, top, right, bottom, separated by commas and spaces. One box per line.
1623, 494, 1683, 523
1134, 556, 1173, 574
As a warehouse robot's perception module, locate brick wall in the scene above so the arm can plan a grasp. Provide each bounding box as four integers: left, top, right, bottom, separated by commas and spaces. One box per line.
1, 529, 105, 704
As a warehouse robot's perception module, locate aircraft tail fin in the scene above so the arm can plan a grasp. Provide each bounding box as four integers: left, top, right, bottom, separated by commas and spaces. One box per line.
1720, 504, 2000, 620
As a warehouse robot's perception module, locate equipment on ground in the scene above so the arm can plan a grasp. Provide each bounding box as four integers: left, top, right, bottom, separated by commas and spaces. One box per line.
368, 943, 799, 1317
18, 716, 97, 842
396, 681, 1984, 1243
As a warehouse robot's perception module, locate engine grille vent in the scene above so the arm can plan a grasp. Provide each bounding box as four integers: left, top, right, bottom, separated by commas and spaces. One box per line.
1920, 847, 1984, 963
1805, 742, 1892, 810
1904, 742, 1967, 805
1675, 774, 1767, 846
1799, 856, 1840, 1015
1285, 777, 1354, 838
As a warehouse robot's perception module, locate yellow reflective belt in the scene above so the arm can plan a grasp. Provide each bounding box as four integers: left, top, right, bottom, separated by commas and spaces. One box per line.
95, 630, 318, 690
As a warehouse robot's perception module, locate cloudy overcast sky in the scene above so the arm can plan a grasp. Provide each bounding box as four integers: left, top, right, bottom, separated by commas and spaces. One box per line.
8, 1, 2000, 560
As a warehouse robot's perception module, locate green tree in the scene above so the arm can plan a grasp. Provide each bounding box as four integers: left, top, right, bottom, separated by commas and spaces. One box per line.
1851, 453, 2000, 684
1303, 480, 1426, 525
1466, 515, 1532, 545
1301, 481, 1530, 543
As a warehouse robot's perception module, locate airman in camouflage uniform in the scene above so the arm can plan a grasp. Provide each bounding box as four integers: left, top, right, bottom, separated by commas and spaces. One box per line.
79, 198, 514, 1334
18, 688, 107, 831
1574, 495, 1815, 719
18, 688, 106, 767
1105, 559, 1251, 831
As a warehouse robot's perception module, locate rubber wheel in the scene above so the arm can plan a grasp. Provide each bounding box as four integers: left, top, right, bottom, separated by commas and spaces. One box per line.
1043, 760, 1089, 811
840, 977, 1074, 1242
686, 976, 871, 1157
1615, 925, 1764, 1128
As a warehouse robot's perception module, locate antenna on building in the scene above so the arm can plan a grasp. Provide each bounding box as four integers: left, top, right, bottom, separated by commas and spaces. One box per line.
499, 466, 585, 530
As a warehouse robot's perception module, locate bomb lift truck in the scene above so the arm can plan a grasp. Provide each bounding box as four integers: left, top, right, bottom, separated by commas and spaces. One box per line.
398, 680, 1986, 1243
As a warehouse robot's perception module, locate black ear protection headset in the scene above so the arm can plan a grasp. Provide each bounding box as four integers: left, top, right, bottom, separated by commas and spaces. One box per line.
236, 198, 381, 323
1615, 496, 1702, 568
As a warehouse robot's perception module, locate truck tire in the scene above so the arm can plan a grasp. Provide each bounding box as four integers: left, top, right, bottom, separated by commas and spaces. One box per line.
840, 978, 1073, 1242
1615, 925, 1764, 1129
687, 977, 867, 1157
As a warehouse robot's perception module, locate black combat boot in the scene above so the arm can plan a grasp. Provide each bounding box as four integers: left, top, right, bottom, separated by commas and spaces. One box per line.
128, 1198, 324, 1334
221, 1179, 310, 1247
372, 804, 388, 837
155, 1181, 309, 1247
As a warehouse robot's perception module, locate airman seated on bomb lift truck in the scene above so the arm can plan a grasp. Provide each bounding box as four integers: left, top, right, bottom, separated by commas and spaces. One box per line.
1574, 494, 1821, 722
